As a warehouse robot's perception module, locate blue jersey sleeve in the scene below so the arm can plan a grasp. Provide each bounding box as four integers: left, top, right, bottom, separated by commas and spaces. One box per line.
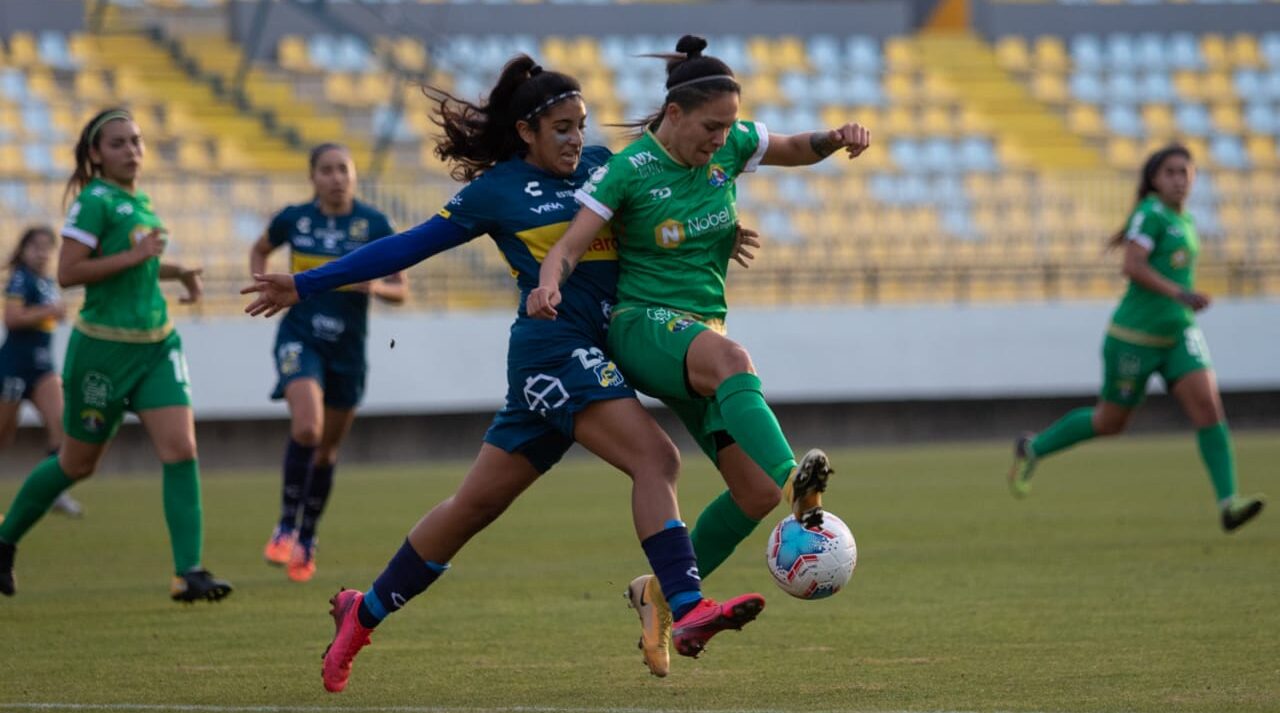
266, 207, 294, 247
294, 215, 471, 299
438, 179, 498, 236
4, 270, 25, 300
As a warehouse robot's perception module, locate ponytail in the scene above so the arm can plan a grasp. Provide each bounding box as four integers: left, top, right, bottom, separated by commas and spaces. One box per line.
64, 108, 132, 208
625, 35, 740, 135
1108, 144, 1192, 249
424, 55, 582, 182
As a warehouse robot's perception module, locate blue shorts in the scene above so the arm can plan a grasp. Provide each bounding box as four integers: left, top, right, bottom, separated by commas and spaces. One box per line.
482, 318, 634, 473
0, 343, 54, 402
270, 322, 366, 410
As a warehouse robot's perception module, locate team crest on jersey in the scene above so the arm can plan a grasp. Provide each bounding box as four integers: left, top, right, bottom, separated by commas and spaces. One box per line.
707, 164, 729, 188
1171, 249, 1189, 268
1118, 353, 1143, 378
654, 219, 685, 248
349, 218, 369, 241
595, 361, 625, 388
296, 216, 312, 234
79, 408, 106, 434
668, 317, 695, 333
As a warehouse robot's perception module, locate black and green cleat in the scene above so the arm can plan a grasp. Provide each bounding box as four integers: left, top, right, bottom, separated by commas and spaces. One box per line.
170, 568, 233, 603
1007, 434, 1038, 499
1221, 495, 1265, 533
0, 540, 14, 597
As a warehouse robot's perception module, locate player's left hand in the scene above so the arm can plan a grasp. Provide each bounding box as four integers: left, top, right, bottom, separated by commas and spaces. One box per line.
827, 122, 871, 159
242, 273, 300, 317
732, 225, 761, 269
178, 267, 203, 304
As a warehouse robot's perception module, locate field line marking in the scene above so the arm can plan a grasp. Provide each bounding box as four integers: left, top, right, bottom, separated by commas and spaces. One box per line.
0, 704, 1080, 713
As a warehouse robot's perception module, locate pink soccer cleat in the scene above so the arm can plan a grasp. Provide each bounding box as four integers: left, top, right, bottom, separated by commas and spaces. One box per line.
671, 592, 765, 658
322, 588, 374, 693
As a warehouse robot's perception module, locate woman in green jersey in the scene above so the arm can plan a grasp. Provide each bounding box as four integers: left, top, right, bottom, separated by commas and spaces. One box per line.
1007, 144, 1264, 533
530, 34, 869, 655
0, 108, 232, 601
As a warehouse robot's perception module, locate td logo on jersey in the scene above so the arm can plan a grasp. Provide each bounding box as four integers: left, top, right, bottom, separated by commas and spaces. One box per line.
654, 219, 685, 248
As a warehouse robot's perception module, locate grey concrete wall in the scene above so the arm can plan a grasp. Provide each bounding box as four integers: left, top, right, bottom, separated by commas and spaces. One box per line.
973, 0, 1280, 39
0, 0, 83, 34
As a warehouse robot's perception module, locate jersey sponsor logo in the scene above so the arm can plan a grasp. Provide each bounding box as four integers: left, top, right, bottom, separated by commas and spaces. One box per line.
90, 186, 109, 197
82, 372, 112, 408
67, 201, 82, 222
525, 181, 543, 197
628, 151, 659, 169
115, 203, 134, 216
649, 187, 672, 202
349, 218, 369, 241
311, 314, 346, 342
590, 165, 609, 183
530, 201, 566, 215
707, 164, 729, 188
523, 373, 569, 415
655, 219, 686, 248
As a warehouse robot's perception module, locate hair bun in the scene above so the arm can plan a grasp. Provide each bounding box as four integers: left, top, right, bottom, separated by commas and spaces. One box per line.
675, 35, 707, 58
529, 64, 544, 77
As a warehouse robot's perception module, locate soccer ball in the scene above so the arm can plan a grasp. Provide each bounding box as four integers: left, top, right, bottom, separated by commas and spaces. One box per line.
764, 512, 857, 600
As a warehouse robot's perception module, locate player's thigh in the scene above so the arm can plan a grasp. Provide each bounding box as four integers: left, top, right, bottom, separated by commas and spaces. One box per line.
607, 307, 708, 401
284, 378, 324, 444
29, 372, 63, 446
573, 397, 680, 483
137, 406, 197, 463
685, 330, 755, 397
1170, 368, 1223, 428
315, 405, 357, 464
0, 400, 20, 446
1100, 335, 1161, 409
60, 331, 134, 446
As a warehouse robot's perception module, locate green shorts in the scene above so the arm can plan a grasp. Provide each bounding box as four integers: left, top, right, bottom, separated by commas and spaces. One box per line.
608, 305, 728, 462
1101, 326, 1211, 408
62, 329, 193, 443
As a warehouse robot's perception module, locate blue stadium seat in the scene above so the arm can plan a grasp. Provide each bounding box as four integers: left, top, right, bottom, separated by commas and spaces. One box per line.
941, 206, 975, 239
1105, 73, 1140, 104
22, 144, 54, 176
1135, 33, 1166, 71
0, 70, 25, 101
1261, 33, 1280, 68
845, 75, 884, 106
1265, 70, 1280, 101
777, 173, 819, 207
1210, 135, 1249, 170
308, 35, 336, 71
780, 72, 812, 106
1234, 68, 1262, 98
759, 208, 796, 243
1167, 33, 1203, 70
889, 139, 921, 171
37, 32, 75, 70
1070, 73, 1104, 103
958, 137, 998, 172
806, 35, 841, 70
1175, 103, 1211, 136
1104, 103, 1143, 137
811, 75, 844, 106
1244, 102, 1277, 135
931, 175, 967, 207
846, 36, 882, 74
1139, 72, 1175, 103
1105, 34, 1136, 73
920, 138, 956, 173
1070, 34, 1104, 72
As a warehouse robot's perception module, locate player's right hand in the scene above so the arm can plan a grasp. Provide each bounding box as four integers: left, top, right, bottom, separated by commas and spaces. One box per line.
526, 285, 560, 320
242, 273, 300, 317
132, 228, 167, 262
1177, 290, 1211, 312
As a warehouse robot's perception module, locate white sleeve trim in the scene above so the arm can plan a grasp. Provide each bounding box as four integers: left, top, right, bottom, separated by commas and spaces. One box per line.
574, 189, 614, 221
742, 121, 770, 173
1127, 233, 1155, 251
61, 225, 99, 249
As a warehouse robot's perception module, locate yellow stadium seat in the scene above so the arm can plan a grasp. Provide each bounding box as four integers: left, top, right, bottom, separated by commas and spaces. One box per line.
1140, 104, 1173, 136
884, 73, 916, 104
746, 36, 774, 73
1200, 34, 1228, 71
566, 36, 601, 72
277, 35, 312, 73
739, 73, 780, 105
775, 37, 809, 73
957, 106, 990, 134
1031, 73, 1067, 104
392, 36, 427, 73
1106, 138, 1141, 169
883, 105, 917, 136
1228, 34, 1261, 68
0, 145, 21, 177
25, 68, 56, 99
1033, 36, 1067, 73
8, 32, 37, 66
356, 73, 392, 106
919, 73, 955, 103
1173, 71, 1202, 102
1202, 73, 1235, 103
885, 37, 915, 71
1211, 103, 1242, 134
1068, 104, 1104, 138
73, 70, 113, 104
541, 36, 571, 68
995, 36, 1029, 72
1246, 136, 1276, 168
1245, 170, 1276, 199
68, 33, 92, 67
919, 106, 953, 136
324, 73, 358, 107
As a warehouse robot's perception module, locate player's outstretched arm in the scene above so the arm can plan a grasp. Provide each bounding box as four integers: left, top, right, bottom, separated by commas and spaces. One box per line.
763, 123, 871, 167
159, 263, 204, 304
528, 208, 608, 320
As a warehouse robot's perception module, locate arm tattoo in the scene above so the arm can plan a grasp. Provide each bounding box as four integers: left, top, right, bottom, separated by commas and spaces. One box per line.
558, 257, 575, 286
809, 132, 840, 159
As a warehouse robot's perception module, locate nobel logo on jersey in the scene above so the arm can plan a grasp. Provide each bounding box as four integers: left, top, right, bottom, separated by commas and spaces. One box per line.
655, 219, 685, 248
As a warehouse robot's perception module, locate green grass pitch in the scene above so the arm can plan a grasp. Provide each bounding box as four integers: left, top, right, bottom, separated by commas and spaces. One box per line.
0, 432, 1277, 713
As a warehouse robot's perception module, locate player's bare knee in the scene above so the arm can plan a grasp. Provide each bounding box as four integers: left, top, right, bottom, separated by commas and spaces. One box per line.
58, 455, 96, 480
716, 343, 754, 381
291, 424, 322, 447
163, 437, 198, 463
313, 448, 339, 468
1094, 418, 1127, 437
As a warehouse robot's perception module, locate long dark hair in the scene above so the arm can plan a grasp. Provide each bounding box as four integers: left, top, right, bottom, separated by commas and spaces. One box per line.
64, 107, 133, 208
1108, 144, 1192, 248
9, 225, 56, 271
424, 55, 582, 182
628, 35, 741, 135
309, 142, 348, 172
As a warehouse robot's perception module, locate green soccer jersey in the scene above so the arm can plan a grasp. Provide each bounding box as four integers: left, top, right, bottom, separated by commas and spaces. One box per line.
61, 178, 171, 343
575, 121, 768, 320
1108, 194, 1199, 346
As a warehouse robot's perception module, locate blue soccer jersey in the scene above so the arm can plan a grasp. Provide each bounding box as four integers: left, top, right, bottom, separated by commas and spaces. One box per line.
2, 265, 58, 353
440, 145, 618, 332
267, 200, 395, 355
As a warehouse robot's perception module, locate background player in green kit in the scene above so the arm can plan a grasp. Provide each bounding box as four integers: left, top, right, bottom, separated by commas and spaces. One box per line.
1007, 145, 1265, 533
0, 226, 83, 518
529, 35, 870, 663
0, 108, 232, 602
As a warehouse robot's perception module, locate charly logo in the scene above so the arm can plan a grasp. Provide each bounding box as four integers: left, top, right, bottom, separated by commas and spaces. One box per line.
523, 374, 569, 415
654, 219, 685, 248
525, 181, 543, 197
707, 164, 729, 188
79, 408, 106, 434
82, 372, 112, 408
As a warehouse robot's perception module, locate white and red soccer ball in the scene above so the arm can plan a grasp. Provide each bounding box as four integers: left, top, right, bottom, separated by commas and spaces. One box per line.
765, 512, 857, 600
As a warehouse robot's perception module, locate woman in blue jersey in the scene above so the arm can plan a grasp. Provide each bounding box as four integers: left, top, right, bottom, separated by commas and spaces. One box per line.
0, 226, 82, 518
244, 56, 765, 691
250, 144, 407, 583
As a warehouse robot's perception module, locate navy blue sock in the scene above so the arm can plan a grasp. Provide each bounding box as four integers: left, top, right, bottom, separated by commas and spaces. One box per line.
279, 439, 314, 532
357, 539, 448, 629
641, 520, 702, 620
298, 462, 334, 544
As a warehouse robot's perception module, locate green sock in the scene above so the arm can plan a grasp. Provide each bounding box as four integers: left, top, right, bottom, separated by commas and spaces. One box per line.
690, 489, 762, 578
162, 460, 203, 575
715, 373, 797, 484
1196, 422, 1237, 504
0, 456, 74, 545
1030, 407, 1097, 459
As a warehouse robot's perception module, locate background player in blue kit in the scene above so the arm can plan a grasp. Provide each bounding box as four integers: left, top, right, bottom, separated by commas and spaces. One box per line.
0, 226, 82, 518
249, 144, 407, 582
244, 56, 765, 691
